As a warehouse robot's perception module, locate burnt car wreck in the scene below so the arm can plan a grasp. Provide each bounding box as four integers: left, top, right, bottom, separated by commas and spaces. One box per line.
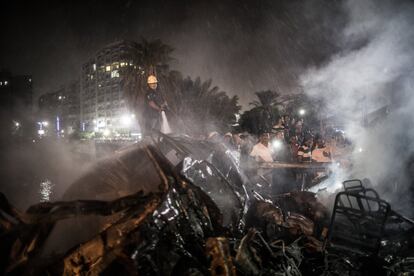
1, 135, 413, 275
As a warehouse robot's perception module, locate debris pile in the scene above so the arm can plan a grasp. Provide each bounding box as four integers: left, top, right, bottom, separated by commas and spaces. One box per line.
0, 136, 413, 275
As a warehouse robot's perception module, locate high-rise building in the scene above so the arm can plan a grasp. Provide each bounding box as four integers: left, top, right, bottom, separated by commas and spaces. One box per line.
0, 71, 33, 140
38, 79, 80, 135
0, 71, 33, 115
80, 40, 140, 134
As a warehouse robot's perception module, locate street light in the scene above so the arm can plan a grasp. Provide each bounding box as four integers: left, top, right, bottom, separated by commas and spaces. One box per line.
121, 114, 132, 127
103, 129, 111, 137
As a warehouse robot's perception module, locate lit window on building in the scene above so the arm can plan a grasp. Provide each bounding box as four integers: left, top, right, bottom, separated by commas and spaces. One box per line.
28, 78, 32, 82
4, 81, 8, 86
90, 75, 94, 80
120, 62, 125, 67
93, 64, 96, 71
106, 65, 111, 72
111, 70, 120, 78
0, 82, 2, 86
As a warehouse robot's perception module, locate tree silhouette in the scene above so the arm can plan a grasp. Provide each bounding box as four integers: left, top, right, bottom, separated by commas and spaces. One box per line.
240, 90, 282, 135
165, 76, 240, 135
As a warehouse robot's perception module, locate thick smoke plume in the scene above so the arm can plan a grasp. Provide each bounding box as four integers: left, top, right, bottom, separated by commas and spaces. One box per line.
301, 0, 414, 215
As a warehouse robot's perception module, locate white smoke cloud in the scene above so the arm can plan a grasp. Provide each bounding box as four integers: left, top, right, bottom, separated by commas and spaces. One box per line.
301, 0, 414, 214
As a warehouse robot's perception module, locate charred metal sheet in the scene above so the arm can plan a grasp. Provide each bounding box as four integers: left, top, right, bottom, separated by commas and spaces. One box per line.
181, 156, 245, 232
1, 135, 413, 275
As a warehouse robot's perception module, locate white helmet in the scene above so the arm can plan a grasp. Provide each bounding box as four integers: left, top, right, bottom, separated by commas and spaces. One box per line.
147, 75, 158, 84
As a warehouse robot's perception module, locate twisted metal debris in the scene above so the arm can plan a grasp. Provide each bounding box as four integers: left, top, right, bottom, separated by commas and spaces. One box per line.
0, 135, 413, 275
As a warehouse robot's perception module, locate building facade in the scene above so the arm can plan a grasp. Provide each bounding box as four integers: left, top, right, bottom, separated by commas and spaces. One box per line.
0, 71, 33, 140
0, 71, 33, 115
80, 40, 141, 135
38, 79, 80, 136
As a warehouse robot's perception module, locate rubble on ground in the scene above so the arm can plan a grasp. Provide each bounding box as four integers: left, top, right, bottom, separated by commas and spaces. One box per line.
0, 135, 413, 275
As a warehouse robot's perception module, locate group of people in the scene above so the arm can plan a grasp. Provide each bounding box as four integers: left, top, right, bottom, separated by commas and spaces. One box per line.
203, 117, 334, 166
203, 116, 342, 194
248, 117, 332, 165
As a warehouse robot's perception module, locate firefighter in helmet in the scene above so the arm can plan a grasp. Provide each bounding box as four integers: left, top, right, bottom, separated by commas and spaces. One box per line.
144, 75, 168, 135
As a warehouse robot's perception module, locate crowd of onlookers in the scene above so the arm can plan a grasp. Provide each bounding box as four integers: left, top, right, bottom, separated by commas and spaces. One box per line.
207, 115, 350, 165
205, 115, 353, 194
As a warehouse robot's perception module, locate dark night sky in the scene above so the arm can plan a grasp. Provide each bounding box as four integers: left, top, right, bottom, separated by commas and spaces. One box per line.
0, 0, 346, 107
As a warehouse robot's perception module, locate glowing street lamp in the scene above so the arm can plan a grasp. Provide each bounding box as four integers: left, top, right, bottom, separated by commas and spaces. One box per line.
103, 129, 111, 137
121, 114, 135, 127
121, 115, 132, 126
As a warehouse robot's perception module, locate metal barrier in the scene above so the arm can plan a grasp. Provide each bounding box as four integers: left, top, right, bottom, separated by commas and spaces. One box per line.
325, 180, 391, 255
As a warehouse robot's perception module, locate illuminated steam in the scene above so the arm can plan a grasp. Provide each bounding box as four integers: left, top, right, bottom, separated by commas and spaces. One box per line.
301, 0, 414, 214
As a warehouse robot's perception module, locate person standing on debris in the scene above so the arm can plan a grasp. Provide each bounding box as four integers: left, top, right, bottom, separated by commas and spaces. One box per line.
144, 75, 168, 135
250, 132, 274, 163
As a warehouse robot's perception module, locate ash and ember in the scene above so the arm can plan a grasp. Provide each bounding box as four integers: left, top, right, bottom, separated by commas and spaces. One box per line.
2, 0, 414, 275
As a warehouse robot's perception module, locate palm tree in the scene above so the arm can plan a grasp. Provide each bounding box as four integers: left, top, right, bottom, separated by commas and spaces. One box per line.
240, 90, 282, 135
166, 76, 241, 135
283, 92, 325, 127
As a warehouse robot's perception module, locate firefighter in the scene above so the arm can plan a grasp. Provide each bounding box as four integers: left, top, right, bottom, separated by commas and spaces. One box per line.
144, 75, 168, 135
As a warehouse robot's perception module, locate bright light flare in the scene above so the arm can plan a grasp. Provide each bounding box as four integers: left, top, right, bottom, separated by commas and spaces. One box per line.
299, 109, 306, 116
121, 115, 132, 126
103, 129, 111, 137
121, 114, 135, 127
272, 139, 283, 151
